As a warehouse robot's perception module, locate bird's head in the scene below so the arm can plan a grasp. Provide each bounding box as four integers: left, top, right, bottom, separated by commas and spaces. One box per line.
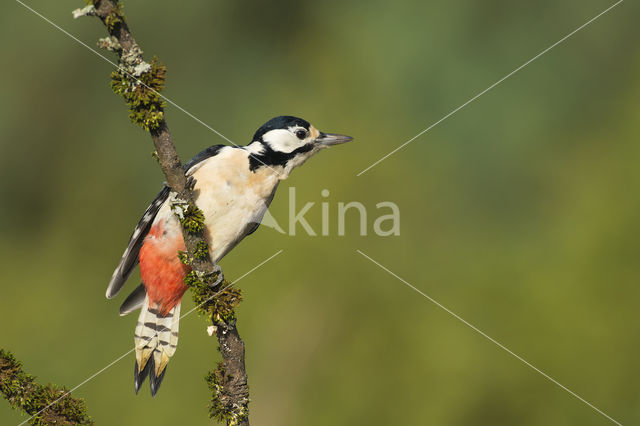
247, 116, 353, 176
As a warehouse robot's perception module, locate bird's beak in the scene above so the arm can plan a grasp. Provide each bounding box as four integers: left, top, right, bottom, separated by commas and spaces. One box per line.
316, 132, 353, 146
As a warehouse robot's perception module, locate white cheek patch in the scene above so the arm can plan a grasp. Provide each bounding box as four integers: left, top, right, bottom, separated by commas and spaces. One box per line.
262, 129, 305, 153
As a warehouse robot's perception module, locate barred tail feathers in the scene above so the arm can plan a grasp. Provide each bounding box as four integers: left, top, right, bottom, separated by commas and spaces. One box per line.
134, 296, 180, 396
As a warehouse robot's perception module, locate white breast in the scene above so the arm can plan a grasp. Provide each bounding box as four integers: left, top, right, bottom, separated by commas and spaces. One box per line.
153, 147, 281, 262
190, 147, 280, 261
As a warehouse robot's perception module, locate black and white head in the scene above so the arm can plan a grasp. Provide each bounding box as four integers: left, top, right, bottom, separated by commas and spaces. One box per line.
247, 116, 353, 175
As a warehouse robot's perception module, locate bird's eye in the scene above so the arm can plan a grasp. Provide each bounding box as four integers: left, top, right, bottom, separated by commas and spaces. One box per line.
295, 129, 308, 139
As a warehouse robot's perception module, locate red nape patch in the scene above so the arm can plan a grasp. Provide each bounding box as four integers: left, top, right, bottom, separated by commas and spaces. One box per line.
139, 222, 190, 315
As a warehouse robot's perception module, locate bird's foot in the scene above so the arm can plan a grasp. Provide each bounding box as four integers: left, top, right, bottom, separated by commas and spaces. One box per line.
210, 264, 224, 288
185, 176, 197, 192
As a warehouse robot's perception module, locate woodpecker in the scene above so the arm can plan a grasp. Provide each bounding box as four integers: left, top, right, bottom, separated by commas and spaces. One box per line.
105, 116, 352, 396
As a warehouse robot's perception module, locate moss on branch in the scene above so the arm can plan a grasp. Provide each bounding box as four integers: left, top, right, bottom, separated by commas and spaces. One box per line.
183, 271, 242, 319
206, 363, 249, 426
194, 241, 210, 260
110, 57, 167, 131
104, 2, 124, 31
0, 349, 92, 425
178, 204, 206, 234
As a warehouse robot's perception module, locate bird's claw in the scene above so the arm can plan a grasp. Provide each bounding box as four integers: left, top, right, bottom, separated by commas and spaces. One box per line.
185, 176, 197, 191
210, 264, 224, 288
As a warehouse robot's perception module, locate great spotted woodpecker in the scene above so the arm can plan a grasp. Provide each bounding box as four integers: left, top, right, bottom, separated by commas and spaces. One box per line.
105, 116, 352, 395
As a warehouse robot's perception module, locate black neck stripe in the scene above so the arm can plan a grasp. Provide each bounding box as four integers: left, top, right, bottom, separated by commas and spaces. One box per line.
249, 143, 313, 172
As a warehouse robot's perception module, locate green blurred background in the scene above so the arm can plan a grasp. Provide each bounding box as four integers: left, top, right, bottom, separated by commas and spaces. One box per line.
2, 0, 639, 424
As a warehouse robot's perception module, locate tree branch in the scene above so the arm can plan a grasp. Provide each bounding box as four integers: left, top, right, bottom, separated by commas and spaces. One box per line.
74, 1, 249, 424
0, 349, 92, 425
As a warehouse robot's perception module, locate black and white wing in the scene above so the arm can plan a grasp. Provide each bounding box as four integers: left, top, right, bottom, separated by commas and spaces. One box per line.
106, 144, 226, 300
105, 186, 170, 299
